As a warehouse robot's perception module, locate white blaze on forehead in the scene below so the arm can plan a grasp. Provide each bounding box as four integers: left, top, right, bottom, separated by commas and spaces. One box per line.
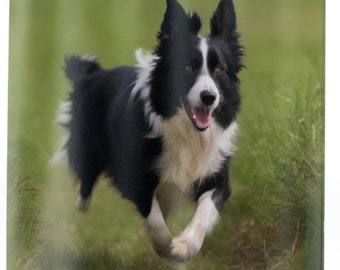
199, 37, 210, 75
187, 38, 220, 108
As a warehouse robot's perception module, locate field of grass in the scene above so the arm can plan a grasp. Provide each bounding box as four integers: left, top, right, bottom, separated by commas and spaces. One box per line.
8, 0, 324, 269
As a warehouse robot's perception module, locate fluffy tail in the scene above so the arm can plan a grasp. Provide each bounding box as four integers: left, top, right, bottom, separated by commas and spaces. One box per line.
51, 55, 101, 165
64, 55, 101, 84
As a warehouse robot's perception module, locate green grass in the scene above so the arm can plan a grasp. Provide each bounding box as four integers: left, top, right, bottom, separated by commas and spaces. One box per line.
8, 0, 324, 269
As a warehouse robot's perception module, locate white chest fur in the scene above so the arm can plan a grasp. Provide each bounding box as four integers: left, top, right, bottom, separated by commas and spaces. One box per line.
154, 110, 238, 193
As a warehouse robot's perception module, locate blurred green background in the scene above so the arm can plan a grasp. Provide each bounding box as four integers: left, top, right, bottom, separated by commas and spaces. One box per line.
8, 0, 324, 269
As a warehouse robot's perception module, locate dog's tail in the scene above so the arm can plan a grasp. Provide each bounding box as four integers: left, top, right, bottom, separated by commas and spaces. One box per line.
50, 56, 101, 165
64, 55, 101, 85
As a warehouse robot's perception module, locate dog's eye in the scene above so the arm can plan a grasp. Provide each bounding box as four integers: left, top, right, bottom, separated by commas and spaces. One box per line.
186, 66, 193, 73
214, 65, 224, 75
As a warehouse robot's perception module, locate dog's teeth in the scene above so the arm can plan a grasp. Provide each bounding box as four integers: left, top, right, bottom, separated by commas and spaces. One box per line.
193, 115, 196, 119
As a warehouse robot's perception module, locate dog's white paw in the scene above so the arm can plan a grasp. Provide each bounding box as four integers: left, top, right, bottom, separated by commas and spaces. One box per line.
170, 234, 201, 262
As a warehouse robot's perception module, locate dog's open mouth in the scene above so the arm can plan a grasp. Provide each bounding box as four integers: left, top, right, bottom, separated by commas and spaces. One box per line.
184, 101, 213, 131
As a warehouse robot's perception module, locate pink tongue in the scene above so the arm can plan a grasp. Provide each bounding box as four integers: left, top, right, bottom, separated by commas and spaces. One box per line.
192, 107, 212, 128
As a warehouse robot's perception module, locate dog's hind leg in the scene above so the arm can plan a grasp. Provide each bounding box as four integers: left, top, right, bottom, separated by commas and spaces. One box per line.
76, 177, 96, 212
77, 189, 92, 212
68, 148, 104, 212
67, 122, 107, 212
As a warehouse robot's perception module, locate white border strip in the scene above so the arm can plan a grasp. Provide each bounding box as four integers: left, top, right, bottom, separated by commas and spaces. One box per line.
0, 0, 9, 269
325, 0, 340, 269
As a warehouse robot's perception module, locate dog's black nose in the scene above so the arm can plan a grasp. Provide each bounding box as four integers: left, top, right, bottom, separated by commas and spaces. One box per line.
200, 90, 216, 106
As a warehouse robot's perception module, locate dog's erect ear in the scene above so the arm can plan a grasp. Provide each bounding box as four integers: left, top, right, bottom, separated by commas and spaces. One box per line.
158, 0, 201, 40
210, 0, 237, 39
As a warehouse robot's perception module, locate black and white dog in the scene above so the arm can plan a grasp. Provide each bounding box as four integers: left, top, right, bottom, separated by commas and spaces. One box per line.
55, 0, 243, 262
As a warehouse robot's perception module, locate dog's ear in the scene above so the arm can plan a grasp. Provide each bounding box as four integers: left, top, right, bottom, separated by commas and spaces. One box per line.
158, 0, 201, 40
210, 0, 237, 39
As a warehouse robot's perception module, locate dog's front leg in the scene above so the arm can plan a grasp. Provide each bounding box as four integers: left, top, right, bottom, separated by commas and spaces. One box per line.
170, 190, 220, 262
145, 196, 172, 258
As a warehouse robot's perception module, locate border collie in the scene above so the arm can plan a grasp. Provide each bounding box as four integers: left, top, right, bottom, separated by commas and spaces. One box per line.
54, 0, 243, 262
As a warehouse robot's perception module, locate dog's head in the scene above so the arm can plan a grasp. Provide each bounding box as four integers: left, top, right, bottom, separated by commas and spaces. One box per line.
150, 0, 243, 131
